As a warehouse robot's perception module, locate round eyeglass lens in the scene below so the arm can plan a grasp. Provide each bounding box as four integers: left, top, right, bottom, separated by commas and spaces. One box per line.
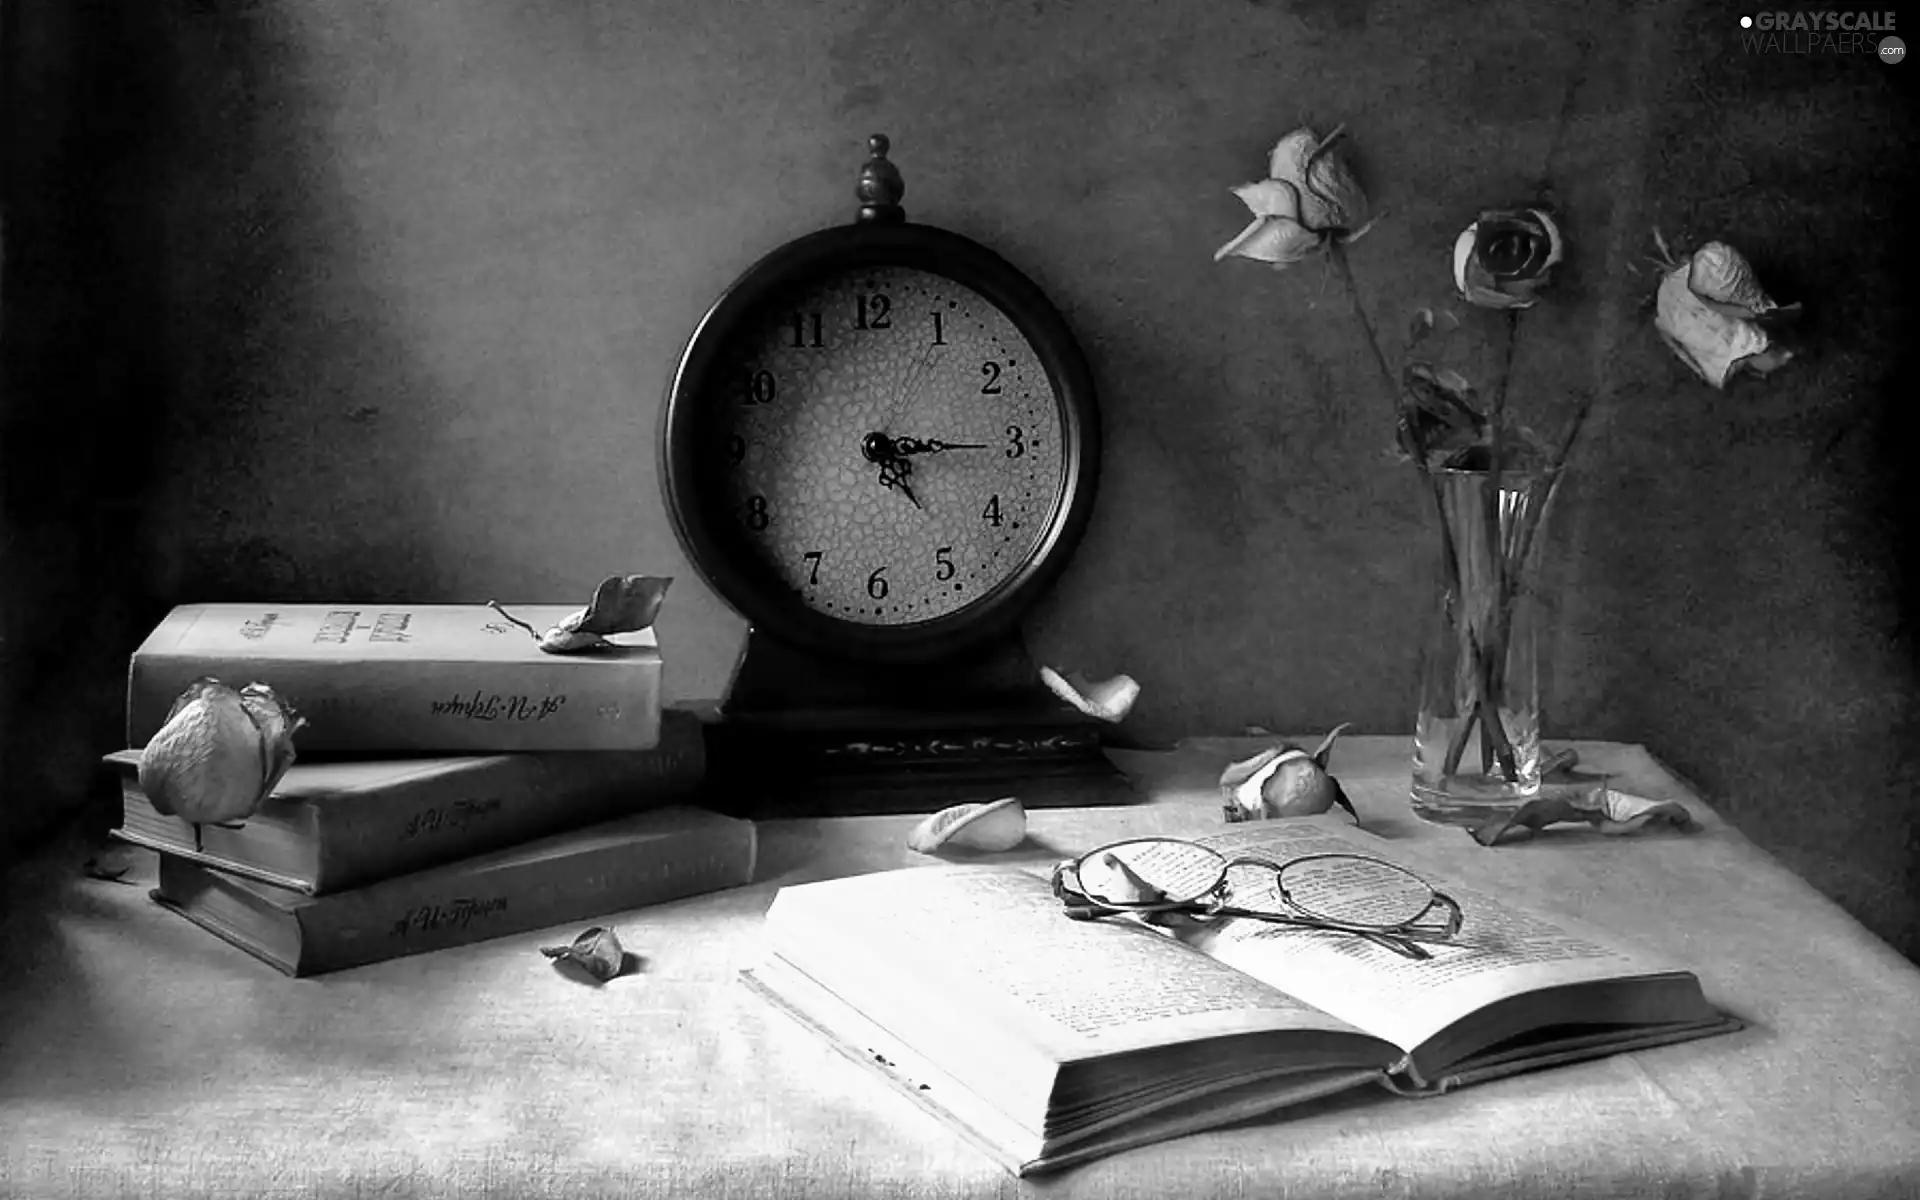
1278, 856, 1436, 928
1075, 840, 1225, 906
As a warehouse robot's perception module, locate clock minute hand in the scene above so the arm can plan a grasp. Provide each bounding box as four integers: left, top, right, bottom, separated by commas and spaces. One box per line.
892, 436, 988, 456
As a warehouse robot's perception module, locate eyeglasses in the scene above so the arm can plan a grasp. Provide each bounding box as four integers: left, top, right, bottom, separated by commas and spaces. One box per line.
1050, 837, 1465, 960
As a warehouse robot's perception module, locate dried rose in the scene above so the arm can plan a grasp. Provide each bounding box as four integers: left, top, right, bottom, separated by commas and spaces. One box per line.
1452, 208, 1565, 309
1652, 237, 1795, 389
1214, 125, 1373, 270
1398, 363, 1486, 463
138, 679, 304, 836
1219, 723, 1358, 824
490, 575, 673, 654
540, 925, 628, 983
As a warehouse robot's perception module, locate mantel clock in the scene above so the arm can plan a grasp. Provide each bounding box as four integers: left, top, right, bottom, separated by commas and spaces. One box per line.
659, 135, 1126, 815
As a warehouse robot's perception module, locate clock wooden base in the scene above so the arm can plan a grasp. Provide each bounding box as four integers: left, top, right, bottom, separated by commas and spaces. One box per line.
695, 629, 1137, 818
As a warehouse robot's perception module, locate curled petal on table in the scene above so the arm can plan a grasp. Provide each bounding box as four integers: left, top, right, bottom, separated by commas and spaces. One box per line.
906, 797, 1028, 855
1470, 788, 1700, 847
1040, 666, 1140, 724
1219, 724, 1358, 826
541, 925, 629, 983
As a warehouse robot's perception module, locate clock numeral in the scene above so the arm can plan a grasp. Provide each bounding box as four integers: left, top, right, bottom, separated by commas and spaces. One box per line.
744, 494, 770, 531
866, 566, 889, 600
930, 311, 947, 346
979, 361, 1003, 395
802, 550, 823, 584
1005, 425, 1026, 459
788, 311, 824, 348
982, 494, 1003, 527
724, 434, 747, 465
739, 369, 777, 406
855, 292, 892, 330
935, 546, 955, 581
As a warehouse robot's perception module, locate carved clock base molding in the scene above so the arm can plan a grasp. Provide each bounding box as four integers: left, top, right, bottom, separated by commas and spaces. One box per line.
692, 629, 1137, 818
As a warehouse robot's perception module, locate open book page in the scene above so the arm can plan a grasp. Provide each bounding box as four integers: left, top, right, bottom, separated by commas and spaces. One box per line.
763, 865, 1391, 1068
745, 953, 1385, 1178
1153, 821, 1695, 1063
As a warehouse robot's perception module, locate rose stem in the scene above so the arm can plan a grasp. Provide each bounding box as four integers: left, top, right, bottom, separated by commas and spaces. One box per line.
1327, 240, 1478, 783
486, 599, 541, 641
1444, 308, 1524, 781
1509, 387, 1596, 591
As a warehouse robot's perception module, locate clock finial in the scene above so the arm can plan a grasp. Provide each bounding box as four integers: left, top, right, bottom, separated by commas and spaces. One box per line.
855, 133, 906, 225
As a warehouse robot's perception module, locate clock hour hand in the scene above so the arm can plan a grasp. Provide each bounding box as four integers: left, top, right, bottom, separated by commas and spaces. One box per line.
875, 455, 922, 509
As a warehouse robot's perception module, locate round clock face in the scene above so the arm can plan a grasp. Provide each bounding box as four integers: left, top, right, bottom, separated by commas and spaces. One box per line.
713, 264, 1063, 627
662, 225, 1098, 662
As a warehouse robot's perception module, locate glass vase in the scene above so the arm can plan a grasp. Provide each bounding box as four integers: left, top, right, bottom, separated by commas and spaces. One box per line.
1409, 466, 1559, 827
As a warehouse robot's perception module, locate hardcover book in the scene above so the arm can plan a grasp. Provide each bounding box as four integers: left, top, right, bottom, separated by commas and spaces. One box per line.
127, 603, 663, 753
152, 806, 757, 976
744, 816, 1741, 1176
106, 711, 707, 894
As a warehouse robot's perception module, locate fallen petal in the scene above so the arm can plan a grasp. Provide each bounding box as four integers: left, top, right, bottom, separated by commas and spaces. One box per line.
541, 925, 627, 983
1594, 788, 1699, 835
1039, 666, 1140, 723
1470, 788, 1700, 845
575, 575, 673, 637
1078, 850, 1168, 904
906, 797, 1027, 854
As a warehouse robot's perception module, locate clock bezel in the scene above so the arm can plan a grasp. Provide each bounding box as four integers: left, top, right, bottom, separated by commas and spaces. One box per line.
659, 220, 1100, 665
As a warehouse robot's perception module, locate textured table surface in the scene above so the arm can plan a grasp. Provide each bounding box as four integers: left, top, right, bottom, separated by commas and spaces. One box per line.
3, 737, 1918, 1199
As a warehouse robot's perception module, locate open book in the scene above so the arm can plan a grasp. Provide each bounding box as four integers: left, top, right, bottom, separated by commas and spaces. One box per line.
744, 817, 1740, 1176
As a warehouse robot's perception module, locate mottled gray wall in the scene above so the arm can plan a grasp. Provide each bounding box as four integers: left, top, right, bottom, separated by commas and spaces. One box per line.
4, 0, 1915, 956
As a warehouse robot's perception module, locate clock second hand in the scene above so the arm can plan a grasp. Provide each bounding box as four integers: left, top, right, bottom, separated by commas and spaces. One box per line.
880, 333, 942, 434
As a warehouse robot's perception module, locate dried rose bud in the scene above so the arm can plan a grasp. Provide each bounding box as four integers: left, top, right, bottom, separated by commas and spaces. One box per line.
541, 926, 627, 983
1654, 240, 1793, 389
1220, 723, 1358, 824
1214, 125, 1372, 270
138, 679, 304, 829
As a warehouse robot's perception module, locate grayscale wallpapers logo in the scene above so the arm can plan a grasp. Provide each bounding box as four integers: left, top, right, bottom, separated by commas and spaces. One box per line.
1736, 10, 1903, 60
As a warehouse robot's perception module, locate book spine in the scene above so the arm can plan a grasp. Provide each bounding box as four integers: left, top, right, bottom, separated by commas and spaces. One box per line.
127, 651, 660, 753
312, 716, 708, 892
296, 815, 756, 975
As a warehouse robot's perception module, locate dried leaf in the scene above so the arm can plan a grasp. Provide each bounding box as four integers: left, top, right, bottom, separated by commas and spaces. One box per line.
540, 925, 628, 983
1471, 788, 1700, 846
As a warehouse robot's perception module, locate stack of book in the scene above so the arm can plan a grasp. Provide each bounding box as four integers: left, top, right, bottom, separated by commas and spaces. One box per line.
108, 603, 756, 977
